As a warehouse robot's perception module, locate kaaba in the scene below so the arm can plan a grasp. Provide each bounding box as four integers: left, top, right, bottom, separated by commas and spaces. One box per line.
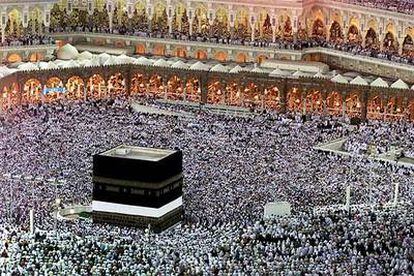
92, 145, 183, 232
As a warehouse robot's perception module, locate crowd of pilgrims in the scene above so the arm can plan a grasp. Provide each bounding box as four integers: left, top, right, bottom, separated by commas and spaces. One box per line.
343, 121, 414, 157
342, 0, 414, 14
0, 95, 412, 274
0, 34, 54, 47
49, 22, 414, 66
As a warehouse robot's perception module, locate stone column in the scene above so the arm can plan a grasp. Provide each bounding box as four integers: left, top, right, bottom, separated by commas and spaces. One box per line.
147, 5, 154, 33
302, 92, 307, 115
361, 89, 368, 121
292, 15, 298, 41
43, 6, 51, 34
280, 80, 287, 113
1, 10, 6, 44
167, 5, 173, 35
342, 98, 346, 118
398, 37, 404, 55
379, 33, 385, 51
271, 14, 277, 43
208, 9, 215, 37
107, 1, 114, 32
250, 14, 256, 42
187, 9, 194, 36
229, 9, 235, 37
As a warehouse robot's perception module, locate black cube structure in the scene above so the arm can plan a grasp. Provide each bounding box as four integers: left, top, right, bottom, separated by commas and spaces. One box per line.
92, 145, 183, 232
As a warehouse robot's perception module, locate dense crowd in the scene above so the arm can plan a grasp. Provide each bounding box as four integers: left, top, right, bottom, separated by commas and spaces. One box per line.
0, 95, 412, 274
339, 0, 414, 14
0, 34, 54, 47
49, 23, 414, 66
343, 121, 414, 157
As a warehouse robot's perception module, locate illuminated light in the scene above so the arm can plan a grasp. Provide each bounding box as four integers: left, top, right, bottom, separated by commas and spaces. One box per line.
254, 95, 259, 100
316, 100, 320, 105
275, 97, 280, 101
335, 102, 340, 107
376, 106, 381, 111
396, 108, 401, 112
356, 102, 361, 108
295, 98, 300, 103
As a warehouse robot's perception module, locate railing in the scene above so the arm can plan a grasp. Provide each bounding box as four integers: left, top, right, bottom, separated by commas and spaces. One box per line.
52, 32, 414, 72
0, 44, 56, 51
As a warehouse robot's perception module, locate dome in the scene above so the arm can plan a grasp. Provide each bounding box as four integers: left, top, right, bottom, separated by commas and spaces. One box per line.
77, 51, 93, 60
56, 44, 79, 60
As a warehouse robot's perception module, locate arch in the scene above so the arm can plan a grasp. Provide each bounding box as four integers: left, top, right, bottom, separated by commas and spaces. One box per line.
326, 91, 342, 115
280, 15, 292, 38
152, 1, 168, 33
212, 7, 229, 37
305, 90, 323, 113
329, 21, 343, 42
7, 53, 22, 63
258, 10, 272, 40
207, 80, 224, 104
347, 24, 361, 43
193, 4, 208, 35
243, 82, 261, 108
194, 49, 207, 60
226, 82, 241, 106
330, 11, 342, 25
367, 18, 378, 32
131, 72, 147, 95
185, 78, 200, 102
214, 51, 228, 62
23, 79, 42, 104
349, 16, 360, 29
365, 28, 379, 49
108, 73, 126, 97
46, 77, 63, 88
256, 55, 268, 64
167, 75, 184, 100
385, 21, 396, 36
264, 86, 279, 110
234, 8, 250, 40
153, 44, 166, 56
311, 18, 326, 38
235, 52, 248, 63
367, 95, 383, 120
174, 47, 187, 58
287, 88, 302, 112
6, 9, 22, 36
29, 52, 44, 62
384, 96, 404, 120
135, 44, 146, 55
402, 35, 413, 56
28, 7, 44, 34
45, 77, 64, 102
134, 0, 146, 15
345, 93, 361, 118
173, 2, 187, 32
383, 31, 398, 53
66, 76, 85, 100
87, 74, 106, 99
148, 74, 164, 98
132, 1, 148, 33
